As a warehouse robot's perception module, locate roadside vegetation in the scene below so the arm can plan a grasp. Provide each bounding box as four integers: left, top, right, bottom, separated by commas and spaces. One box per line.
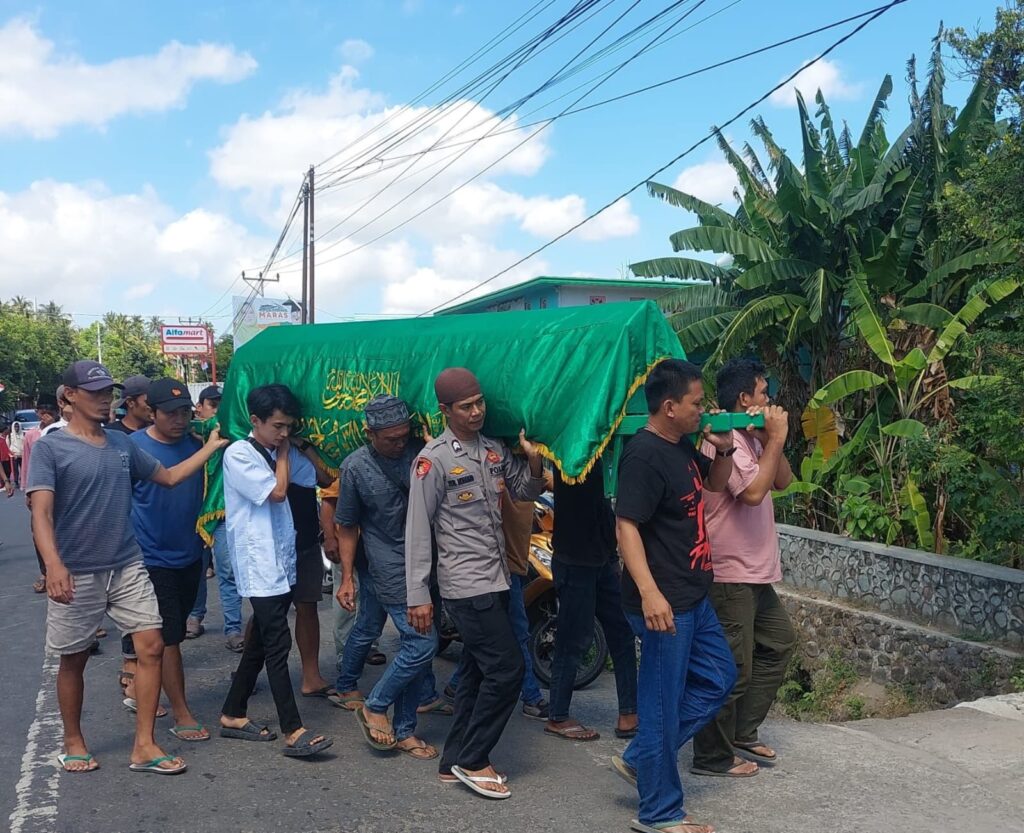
636, 8, 1024, 567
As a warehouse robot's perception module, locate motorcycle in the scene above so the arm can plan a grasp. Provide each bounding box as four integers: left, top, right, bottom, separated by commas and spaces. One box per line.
437, 496, 609, 691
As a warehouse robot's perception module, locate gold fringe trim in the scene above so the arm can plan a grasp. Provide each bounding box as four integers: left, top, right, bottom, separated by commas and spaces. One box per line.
196, 509, 225, 548
538, 354, 669, 484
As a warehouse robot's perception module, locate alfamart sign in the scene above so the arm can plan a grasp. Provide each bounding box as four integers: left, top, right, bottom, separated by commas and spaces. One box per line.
160, 325, 210, 355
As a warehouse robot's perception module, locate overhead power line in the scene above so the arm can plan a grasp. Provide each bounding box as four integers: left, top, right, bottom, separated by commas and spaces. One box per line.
419, 0, 911, 316
280, 0, 710, 276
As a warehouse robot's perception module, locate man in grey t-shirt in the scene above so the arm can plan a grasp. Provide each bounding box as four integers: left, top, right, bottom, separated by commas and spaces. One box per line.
29, 361, 226, 775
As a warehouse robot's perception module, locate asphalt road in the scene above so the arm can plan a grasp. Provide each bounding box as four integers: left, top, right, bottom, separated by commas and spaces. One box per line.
1, 494, 1022, 833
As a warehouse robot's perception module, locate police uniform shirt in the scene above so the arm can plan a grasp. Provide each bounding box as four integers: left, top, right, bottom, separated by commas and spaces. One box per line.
405, 427, 545, 607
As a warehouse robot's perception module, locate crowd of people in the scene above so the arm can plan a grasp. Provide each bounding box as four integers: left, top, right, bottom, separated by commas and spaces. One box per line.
11, 354, 795, 833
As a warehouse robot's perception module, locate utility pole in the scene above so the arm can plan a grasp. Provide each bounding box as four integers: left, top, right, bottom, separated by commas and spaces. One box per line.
96, 322, 103, 363
301, 178, 309, 325
308, 165, 316, 324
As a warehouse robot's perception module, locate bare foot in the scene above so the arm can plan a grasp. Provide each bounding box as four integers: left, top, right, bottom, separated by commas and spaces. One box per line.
361, 706, 395, 746
395, 736, 438, 759
285, 726, 328, 748
170, 711, 209, 741
735, 740, 776, 760
458, 764, 509, 796
60, 737, 99, 772
130, 741, 184, 771
300, 676, 333, 696
727, 756, 758, 775
617, 713, 638, 733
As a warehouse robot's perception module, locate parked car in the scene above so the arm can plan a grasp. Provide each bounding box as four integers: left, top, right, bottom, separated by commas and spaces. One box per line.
12, 408, 40, 431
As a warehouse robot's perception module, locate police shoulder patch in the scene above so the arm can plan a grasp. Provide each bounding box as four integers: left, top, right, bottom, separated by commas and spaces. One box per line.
415, 458, 432, 479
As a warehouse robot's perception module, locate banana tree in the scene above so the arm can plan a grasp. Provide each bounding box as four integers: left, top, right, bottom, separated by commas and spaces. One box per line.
632, 33, 1009, 404
807, 274, 1020, 550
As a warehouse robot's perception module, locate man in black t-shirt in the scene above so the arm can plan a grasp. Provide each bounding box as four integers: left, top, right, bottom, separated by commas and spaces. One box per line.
544, 466, 638, 742
612, 359, 741, 833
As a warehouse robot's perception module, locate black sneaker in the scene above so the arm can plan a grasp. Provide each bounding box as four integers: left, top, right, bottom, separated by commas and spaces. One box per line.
522, 699, 549, 720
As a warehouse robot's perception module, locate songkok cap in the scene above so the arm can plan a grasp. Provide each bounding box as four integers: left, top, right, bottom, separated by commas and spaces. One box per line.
62, 360, 123, 392
364, 395, 410, 430
434, 367, 481, 405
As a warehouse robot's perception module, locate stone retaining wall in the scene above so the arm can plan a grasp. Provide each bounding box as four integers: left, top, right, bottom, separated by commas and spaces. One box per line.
778, 524, 1024, 648
778, 587, 1021, 706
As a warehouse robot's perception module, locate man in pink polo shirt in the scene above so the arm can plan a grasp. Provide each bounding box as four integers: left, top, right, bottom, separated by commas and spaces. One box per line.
691, 357, 796, 779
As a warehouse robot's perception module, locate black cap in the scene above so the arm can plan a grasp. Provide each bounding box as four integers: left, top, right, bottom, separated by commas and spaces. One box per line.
198, 385, 222, 403
62, 360, 123, 392
147, 378, 194, 412
36, 393, 59, 410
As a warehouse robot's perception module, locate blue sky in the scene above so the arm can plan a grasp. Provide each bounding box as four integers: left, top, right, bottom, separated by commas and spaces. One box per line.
0, 0, 998, 334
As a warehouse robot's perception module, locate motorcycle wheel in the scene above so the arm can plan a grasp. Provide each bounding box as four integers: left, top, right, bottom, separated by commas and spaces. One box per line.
529, 615, 608, 691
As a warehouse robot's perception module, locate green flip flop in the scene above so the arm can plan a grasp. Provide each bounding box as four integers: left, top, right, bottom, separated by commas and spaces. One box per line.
169, 724, 210, 742
57, 753, 99, 773
128, 755, 187, 775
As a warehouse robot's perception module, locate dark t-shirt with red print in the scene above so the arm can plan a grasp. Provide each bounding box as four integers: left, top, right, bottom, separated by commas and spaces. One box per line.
615, 428, 714, 614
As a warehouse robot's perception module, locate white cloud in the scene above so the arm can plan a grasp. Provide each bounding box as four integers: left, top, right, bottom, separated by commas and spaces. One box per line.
338, 38, 374, 64
672, 160, 739, 206
0, 18, 257, 138
381, 236, 550, 316
769, 58, 861, 109
0, 181, 266, 317
207, 65, 631, 317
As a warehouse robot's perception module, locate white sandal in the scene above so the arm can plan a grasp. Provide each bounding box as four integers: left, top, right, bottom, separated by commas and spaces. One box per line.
451, 765, 511, 800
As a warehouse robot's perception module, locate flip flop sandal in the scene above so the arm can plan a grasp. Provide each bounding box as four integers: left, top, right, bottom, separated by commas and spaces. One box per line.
615, 726, 639, 739
440, 771, 507, 785
396, 741, 439, 760
327, 691, 365, 711
282, 729, 334, 757
733, 740, 777, 764
169, 724, 210, 742
611, 755, 637, 788
630, 819, 716, 833
57, 753, 99, 773
122, 697, 168, 719
417, 699, 454, 716
451, 765, 511, 800
543, 723, 601, 741
354, 708, 397, 750
219, 721, 277, 742
689, 761, 759, 778
128, 755, 187, 775
366, 651, 386, 666
301, 685, 337, 699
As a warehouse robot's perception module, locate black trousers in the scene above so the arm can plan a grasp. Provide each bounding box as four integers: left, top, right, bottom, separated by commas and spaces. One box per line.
222, 590, 302, 734
440, 590, 524, 773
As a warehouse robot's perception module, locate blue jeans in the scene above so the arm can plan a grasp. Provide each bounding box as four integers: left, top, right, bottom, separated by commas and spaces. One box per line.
447, 574, 543, 705
212, 522, 243, 636
365, 604, 437, 741
335, 569, 387, 693
549, 559, 637, 721
188, 547, 212, 621
623, 598, 736, 827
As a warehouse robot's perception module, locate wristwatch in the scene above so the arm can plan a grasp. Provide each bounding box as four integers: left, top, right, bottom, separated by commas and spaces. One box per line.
716, 446, 737, 458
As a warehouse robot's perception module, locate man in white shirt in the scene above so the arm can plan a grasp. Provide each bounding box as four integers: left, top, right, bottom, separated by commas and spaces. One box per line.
218, 384, 333, 758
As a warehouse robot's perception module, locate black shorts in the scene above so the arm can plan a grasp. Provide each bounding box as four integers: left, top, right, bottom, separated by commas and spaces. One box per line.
293, 544, 324, 605
146, 559, 203, 646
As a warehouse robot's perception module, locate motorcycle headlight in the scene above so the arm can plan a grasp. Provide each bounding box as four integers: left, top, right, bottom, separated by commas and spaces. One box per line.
529, 544, 552, 568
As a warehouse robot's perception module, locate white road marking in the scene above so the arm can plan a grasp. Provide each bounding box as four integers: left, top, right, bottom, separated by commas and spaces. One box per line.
8, 652, 61, 833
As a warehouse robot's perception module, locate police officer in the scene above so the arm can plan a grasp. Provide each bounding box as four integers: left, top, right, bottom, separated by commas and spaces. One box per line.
406, 367, 545, 800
